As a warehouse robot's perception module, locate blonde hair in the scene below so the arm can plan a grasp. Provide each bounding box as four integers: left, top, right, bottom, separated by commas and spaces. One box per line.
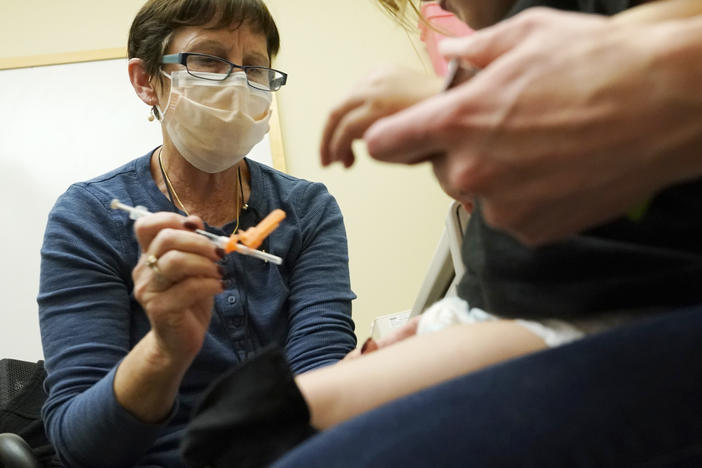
377, 0, 455, 35
377, 0, 424, 30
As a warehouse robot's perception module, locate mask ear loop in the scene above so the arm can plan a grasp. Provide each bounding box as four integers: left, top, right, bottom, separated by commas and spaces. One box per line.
146, 70, 171, 121
153, 31, 174, 122
154, 70, 174, 120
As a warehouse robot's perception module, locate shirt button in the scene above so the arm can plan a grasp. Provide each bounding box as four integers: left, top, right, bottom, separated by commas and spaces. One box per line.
227, 296, 237, 304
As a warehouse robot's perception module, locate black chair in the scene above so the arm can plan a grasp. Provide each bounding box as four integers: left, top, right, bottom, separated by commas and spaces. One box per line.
0, 434, 40, 468
0, 359, 59, 467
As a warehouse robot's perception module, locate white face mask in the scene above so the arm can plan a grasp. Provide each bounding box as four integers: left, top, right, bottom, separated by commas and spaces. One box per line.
158, 70, 272, 173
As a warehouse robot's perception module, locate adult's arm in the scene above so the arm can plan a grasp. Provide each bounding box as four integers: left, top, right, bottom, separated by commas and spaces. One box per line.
365, 6, 702, 245
283, 182, 357, 374
39, 186, 221, 467
112, 211, 223, 418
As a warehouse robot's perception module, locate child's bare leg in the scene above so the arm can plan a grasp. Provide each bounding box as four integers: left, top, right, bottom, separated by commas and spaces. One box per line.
297, 320, 546, 430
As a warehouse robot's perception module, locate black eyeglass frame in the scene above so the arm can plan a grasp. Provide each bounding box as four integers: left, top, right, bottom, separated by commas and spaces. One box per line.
161, 52, 288, 91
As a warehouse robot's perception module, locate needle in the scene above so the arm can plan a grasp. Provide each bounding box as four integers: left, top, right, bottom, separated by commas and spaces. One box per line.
110, 199, 283, 265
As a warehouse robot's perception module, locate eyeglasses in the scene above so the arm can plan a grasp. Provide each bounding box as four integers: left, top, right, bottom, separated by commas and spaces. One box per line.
161, 52, 288, 92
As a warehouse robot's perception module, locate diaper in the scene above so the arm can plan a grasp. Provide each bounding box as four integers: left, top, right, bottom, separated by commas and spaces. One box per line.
416, 297, 584, 347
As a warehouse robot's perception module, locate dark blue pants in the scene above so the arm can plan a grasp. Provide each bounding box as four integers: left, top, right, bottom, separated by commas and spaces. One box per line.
273, 305, 702, 467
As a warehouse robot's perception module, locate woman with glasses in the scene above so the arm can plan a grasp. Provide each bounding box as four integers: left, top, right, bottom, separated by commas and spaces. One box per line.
37, 0, 356, 466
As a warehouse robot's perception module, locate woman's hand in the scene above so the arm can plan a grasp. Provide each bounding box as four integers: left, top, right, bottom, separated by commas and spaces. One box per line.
132, 212, 224, 364
114, 212, 224, 423
320, 65, 443, 168
364, 9, 702, 245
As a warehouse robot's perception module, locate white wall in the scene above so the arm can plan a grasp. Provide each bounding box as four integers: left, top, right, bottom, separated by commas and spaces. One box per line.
0, 59, 276, 361
0, 59, 161, 361
0, 1, 451, 361
263, 0, 452, 344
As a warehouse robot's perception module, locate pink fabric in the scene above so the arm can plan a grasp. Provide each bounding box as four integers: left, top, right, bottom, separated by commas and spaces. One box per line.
419, 2, 473, 76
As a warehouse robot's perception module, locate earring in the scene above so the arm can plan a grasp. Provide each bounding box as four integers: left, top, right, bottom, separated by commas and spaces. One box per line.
148, 108, 156, 122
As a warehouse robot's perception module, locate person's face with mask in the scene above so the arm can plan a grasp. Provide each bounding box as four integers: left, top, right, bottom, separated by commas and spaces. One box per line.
152, 22, 274, 173
426, 0, 519, 29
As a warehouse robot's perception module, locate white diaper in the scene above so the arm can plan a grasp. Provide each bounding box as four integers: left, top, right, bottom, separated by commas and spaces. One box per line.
416, 297, 584, 347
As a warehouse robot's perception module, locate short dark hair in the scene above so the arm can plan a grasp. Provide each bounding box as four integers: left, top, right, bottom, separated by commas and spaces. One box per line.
128, 0, 281, 80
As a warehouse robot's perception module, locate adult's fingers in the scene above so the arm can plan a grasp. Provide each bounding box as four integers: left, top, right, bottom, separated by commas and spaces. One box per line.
146, 227, 223, 264
329, 105, 392, 168
439, 8, 566, 68
149, 250, 222, 285
430, 153, 481, 205
133, 256, 173, 293
363, 91, 456, 164
134, 212, 204, 252
135, 211, 221, 265
320, 97, 364, 166
133, 250, 224, 298
144, 276, 223, 315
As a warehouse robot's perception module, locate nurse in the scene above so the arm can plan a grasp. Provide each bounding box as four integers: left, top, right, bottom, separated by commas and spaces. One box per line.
38, 0, 356, 466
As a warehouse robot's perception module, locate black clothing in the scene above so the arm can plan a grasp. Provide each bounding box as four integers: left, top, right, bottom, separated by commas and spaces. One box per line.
0, 359, 60, 467
459, 0, 702, 319
507, 0, 633, 16
181, 346, 315, 468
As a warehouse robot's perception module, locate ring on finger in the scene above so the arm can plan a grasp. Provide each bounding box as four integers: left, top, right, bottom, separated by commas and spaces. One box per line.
146, 254, 169, 285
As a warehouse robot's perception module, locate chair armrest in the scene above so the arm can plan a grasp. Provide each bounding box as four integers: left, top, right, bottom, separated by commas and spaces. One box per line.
0, 433, 41, 468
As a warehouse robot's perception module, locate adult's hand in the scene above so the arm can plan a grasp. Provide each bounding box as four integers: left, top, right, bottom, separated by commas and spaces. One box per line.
321, 65, 443, 168
114, 213, 223, 423
364, 8, 702, 245
132, 212, 224, 362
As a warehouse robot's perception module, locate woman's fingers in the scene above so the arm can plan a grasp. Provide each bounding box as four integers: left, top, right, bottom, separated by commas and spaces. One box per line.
150, 250, 222, 284
132, 212, 225, 294
133, 250, 223, 294
146, 227, 224, 263
137, 275, 222, 360
144, 276, 223, 315
135, 213, 222, 267
134, 212, 205, 252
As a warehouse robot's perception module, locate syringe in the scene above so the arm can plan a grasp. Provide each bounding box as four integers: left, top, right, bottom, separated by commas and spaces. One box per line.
110, 199, 283, 265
